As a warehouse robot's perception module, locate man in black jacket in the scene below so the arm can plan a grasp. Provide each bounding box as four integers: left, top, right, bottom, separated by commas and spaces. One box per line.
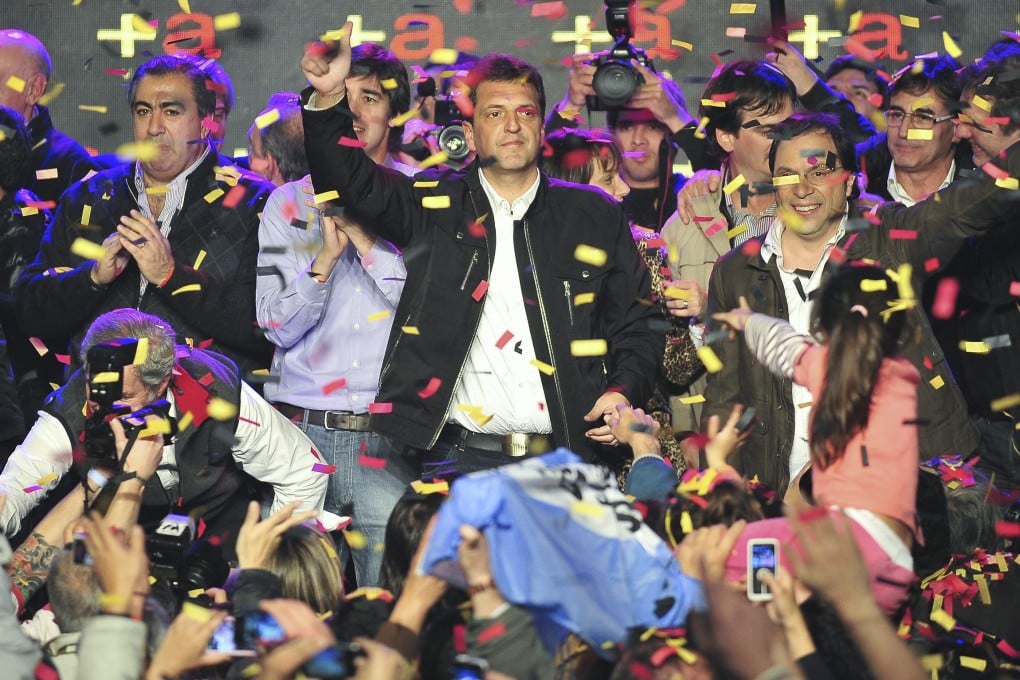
300, 24, 663, 475
14, 54, 275, 379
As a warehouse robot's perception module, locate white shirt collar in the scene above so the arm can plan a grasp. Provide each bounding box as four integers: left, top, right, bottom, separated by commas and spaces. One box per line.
760, 211, 848, 270
133, 144, 212, 197
477, 168, 541, 218
886, 159, 955, 207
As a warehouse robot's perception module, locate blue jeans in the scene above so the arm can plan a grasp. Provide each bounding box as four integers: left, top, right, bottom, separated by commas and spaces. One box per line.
300, 424, 420, 587
421, 440, 522, 479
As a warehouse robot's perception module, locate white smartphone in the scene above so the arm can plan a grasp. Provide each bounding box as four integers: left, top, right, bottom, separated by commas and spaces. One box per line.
747, 538, 779, 602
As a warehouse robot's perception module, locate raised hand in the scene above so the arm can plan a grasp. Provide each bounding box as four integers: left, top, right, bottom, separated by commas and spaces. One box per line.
300, 21, 353, 102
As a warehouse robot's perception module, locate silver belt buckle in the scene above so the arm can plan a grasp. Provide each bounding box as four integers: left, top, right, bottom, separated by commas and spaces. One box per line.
503, 433, 530, 457
323, 411, 347, 431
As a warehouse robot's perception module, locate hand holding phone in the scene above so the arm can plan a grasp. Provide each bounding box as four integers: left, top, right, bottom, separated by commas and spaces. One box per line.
747, 538, 779, 602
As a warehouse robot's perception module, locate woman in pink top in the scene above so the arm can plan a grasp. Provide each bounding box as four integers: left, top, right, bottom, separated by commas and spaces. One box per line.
713, 265, 920, 613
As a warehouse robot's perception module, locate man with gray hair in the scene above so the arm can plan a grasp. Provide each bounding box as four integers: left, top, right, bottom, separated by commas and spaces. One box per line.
247, 94, 309, 187
0, 308, 326, 551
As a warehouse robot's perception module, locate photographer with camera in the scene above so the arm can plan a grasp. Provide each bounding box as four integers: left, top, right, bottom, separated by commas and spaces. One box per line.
0, 308, 326, 558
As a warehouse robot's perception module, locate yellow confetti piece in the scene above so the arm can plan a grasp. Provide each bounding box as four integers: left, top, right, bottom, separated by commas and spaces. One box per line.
419, 151, 450, 170
343, 529, 367, 550
115, 141, 159, 163
389, 108, 421, 127
240, 662, 262, 678
971, 94, 992, 112
193, 250, 207, 270
942, 31, 962, 59
991, 393, 1020, 412
671, 40, 694, 51
570, 339, 608, 357
380, 78, 399, 90
667, 243, 679, 265
694, 116, 709, 140
20, 206, 38, 216
860, 279, 888, 292
171, 284, 202, 296
909, 97, 936, 111
574, 244, 608, 267
680, 510, 694, 534
960, 657, 987, 672
204, 188, 225, 203
697, 346, 723, 373
995, 177, 1019, 190
772, 174, 801, 186
930, 375, 945, 390
181, 601, 212, 622
413, 180, 439, 188
906, 129, 934, 140
207, 397, 238, 421
899, 15, 920, 28
959, 341, 991, 354
29, 337, 48, 357
98, 593, 126, 607
571, 500, 605, 518
187, 588, 205, 599
976, 575, 991, 605
530, 359, 556, 375
255, 108, 280, 130
35, 167, 58, 180
178, 0, 192, 13
700, 98, 727, 108
37, 473, 58, 485
177, 411, 194, 432
848, 10, 863, 32
411, 480, 450, 494
70, 237, 105, 261
37, 82, 64, 107
430, 48, 460, 65
5, 75, 25, 93
401, 325, 420, 335
422, 195, 451, 209
319, 536, 338, 559
723, 174, 746, 195
729, 3, 756, 13
574, 292, 595, 306
133, 337, 149, 366
367, 310, 391, 322
311, 190, 339, 205
664, 286, 691, 300
920, 654, 944, 671
679, 394, 705, 405
79, 204, 92, 226
726, 223, 748, 240
78, 104, 108, 114
213, 12, 242, 30
894, 263, 914, 301
930, 607, 956, 630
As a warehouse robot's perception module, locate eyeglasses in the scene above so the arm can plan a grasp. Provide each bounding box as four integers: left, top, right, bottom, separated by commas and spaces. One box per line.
772, 166, 846, 189
883, 109, 955, 129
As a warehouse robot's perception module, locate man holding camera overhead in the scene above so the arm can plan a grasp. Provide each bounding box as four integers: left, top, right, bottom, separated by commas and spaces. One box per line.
0, 308, 326, 552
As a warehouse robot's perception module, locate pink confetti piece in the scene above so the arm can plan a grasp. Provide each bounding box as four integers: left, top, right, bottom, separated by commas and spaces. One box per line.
704, 219, 727, 237
418, 377, 442, 399
368, 402, 393, 414
23, 485, 42, 493
238, 416, 261, 427
995, 520, 1020, 537
531, 1, 566, 19
1009, 281, 1020, 297
221, 184, 246, 209
310, 446, 321, 461
358, 454, 388, 470
924, 257, 940, 273
471, 280, 489, 302
888, 229, 917, 240
322, 377, 347, 394
312, 462, 337, 474
338, 136, 367, 148
495, 330, 514, 349
932, 277, 959, 320
55, 354, 70, 365
477, 620, 507, 644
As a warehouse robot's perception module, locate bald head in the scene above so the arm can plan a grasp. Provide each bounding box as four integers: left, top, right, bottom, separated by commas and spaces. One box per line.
0, 29, 52, 119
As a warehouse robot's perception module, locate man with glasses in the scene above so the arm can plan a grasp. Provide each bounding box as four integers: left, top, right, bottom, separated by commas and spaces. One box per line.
699, 111, 1020, 493
857, 55, 972, 206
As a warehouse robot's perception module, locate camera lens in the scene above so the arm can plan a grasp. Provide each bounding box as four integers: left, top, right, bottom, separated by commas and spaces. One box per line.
592, 60, 640, 108
438, 124, 470, 161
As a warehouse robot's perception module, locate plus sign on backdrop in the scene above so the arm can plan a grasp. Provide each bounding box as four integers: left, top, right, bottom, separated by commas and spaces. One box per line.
1, 0, 1008, 155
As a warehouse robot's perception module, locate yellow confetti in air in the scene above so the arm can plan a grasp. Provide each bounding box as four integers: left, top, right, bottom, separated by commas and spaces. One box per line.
680, 510, 694, 534
367, 310, 391, 322
401, 326, 420, 335
133, 337, 149, 365
574, 292, 595, 306
729, 3, 756, 14
314, 190, 340, 204
930, 607, 956, 630
930, 375, 945, 390
213, 12, 242, 31
959, 341, 991, 354
920, 654, 944, 671
910, 97, 936, 111
177, 0, 192, 13
204, 188, 224, 203
906, 129, 934, 140
894, 263, 914, 301
5, 75, 25, 93
429, 48, 460, 65
772, 174, 801, 186
899, 15, 920, 28
177, 411, 194, 432
574, 244, 608, 267
723, 174, 746, 195
694, 116, 710, 140
971, 95, 992, 112
115, 141, 159, 162
672, 40, 694, 51
98, 593, 126, 607
530, 359, 556, 375
187, 588, 205, 599
380, 78, 398, 90
80, 205, 92, 226
664, 286, 691, 300
570, 339, 608, 357
35, 168, 58, 181
990, 393, 1020, 412
411, 480, 450, 494
389, 108, 421, 127
942, 31, 962, 59
995, 177, 1019, 190
255, 108, 280, 130
344, 529, 368, 550
37, 473, 58, 485
419, 151, 449, 170
78, 104, 108, 114
413, 180, 438, 188
679, 394, 705, 405
207, 397, 238, 421
70, 237, 105, 261
860, 279, 888, 292
171, 284, 202, 296
667, 243, 679, 266
422, 195, 451, 209
37, 82, 64, 107
193, 250, 207, 270
29, 337, 48, 357
727, 223, 748, 241
959, 657, 987, 672
181, 601, 212, 622
700, 98, 727, 108
571, 500, 605, 518
697, 346, 723, 373
20, 206, 38, 216
848, 10, 864, 32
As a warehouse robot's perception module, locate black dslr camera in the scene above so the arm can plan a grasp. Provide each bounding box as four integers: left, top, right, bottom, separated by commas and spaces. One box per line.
587, 0, 656, 111
83, 338, 177, 463
417, 77, 471, 162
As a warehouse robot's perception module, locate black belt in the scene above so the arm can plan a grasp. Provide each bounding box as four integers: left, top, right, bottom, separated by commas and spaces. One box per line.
438, 423, 548, 458
275, 403, 372, 432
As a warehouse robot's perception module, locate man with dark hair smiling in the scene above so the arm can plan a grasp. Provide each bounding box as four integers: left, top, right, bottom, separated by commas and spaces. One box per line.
300, 25, 661, 476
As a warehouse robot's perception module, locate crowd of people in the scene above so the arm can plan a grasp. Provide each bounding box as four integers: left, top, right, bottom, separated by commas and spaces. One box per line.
0, 13, 1017, 680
